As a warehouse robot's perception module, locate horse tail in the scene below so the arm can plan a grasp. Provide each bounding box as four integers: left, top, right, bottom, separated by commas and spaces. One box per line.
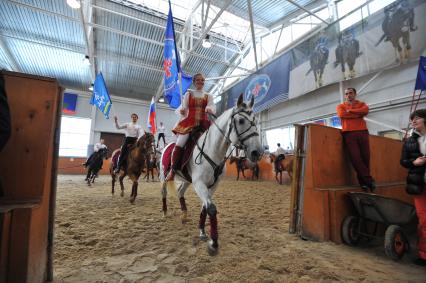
375, 33, 386, 47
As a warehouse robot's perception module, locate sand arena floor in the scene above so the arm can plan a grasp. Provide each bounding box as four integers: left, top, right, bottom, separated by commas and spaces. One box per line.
54, 175, 426, 282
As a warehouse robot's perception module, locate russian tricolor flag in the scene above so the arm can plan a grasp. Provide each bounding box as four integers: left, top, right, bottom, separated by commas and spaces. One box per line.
147, 96, 157, 134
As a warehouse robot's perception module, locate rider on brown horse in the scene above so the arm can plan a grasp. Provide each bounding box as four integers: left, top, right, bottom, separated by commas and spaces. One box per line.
273, 143, 286, 172
113, 113, 143, 174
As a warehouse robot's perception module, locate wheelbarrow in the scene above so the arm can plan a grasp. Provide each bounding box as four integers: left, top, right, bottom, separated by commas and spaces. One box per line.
341, 192, 416, 260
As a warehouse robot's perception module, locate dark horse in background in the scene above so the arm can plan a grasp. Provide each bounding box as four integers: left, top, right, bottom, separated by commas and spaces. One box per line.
306, 41, 329, 88
376, 0, 417, 62
110, 133, 155, 203
334, 31, 362, 80
85, 147, 108, 186
143, 149, 161, 182
269, 154, 294, 185
229, 156, 259, 181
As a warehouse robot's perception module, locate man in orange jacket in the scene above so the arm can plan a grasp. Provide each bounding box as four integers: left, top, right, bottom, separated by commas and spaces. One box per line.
337, 87, 375, 191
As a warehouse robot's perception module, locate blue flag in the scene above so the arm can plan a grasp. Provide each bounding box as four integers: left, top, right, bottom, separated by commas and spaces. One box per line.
90, 73, 112, 119
415, 56, 426, 91
163, 1, 192, 109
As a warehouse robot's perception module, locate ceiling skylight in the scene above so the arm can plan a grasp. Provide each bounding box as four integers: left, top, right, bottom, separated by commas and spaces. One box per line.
126, 0, 257, 44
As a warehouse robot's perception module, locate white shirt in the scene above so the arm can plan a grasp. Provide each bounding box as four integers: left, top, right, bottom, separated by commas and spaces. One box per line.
274, 147, 285, 156
94, 142, 107, 152
116, 122, 142, 138
416, 132, 426, 182
158, 125, 165, 134
238, 149, 246, 158
177, 89, 216, 116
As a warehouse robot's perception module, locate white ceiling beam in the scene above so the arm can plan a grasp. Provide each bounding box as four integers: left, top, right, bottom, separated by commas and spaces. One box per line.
79, 1, 96, 81
286, 0, 329, 26
0, 36, 21, 72
247, 0, 259, 71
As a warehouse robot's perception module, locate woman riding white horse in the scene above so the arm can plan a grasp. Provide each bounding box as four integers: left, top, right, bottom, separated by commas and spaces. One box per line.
160, 93, 263, 255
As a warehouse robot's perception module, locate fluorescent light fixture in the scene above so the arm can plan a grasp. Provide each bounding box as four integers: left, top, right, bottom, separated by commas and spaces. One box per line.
202, 35, 212, 48
83, 55, 91, 66
159, 97, 165, 103
66, 0, 81, 9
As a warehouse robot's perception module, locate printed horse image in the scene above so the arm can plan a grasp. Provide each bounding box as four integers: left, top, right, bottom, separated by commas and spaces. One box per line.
85, 147, 108, 186
376, 2, 416, 62
143, 150, 160, 182
334, 33, 361, 80
229, 156, 259, 181
160, 94, 263, 255
110, 133, 155, 203
306, 43, 329, 88
269, 154, 294, 185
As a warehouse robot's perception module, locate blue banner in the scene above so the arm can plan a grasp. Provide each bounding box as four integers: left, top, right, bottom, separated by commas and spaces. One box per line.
163, 1, 192, 109
415, 56, 426, 91
62, 92, 77, 114
90, 73, 112, 119
226, 51, 291, 113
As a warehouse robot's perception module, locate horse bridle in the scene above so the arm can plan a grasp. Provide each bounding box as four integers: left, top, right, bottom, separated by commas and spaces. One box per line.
208, 107, 259, 151
194, 107, 259, 189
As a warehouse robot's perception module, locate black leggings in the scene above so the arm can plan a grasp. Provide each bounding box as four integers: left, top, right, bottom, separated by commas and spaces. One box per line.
117, 136, 137, 169
157, 133, 166, 147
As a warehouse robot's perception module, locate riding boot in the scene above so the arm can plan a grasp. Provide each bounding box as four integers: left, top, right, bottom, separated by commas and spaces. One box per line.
114, 155, 122, 174
165, 146, 183, 181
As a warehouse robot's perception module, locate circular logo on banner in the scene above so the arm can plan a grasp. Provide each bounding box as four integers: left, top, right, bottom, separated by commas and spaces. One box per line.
244, 74, 271, 104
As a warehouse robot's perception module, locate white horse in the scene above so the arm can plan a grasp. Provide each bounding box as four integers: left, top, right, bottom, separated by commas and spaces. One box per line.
160, 94, 263, 255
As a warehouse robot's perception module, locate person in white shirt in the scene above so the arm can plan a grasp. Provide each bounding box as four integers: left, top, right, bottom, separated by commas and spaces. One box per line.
83, 138, 107, 167
236, 148, 246, 169
114, 113, 143, 173
273, 143, 286, 171
157, 121, 166, 148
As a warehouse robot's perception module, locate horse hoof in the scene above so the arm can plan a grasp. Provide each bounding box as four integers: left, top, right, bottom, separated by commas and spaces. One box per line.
199, 233, 208, 241
207, 240, 219, 256
162, 211, 167, 218
181, 211, 188, 224
129, 198, 135, 204
120, 191, 124, 197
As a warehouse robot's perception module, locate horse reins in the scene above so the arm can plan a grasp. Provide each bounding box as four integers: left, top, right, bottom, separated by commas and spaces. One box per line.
194, 108, 259, 188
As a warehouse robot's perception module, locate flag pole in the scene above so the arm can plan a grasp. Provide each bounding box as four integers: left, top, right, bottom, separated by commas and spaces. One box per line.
178, 71, 183, 107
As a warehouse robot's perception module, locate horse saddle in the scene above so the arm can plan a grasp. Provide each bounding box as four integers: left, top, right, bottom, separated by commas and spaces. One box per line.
162, 128, 205, 181
111, 149, 121, 169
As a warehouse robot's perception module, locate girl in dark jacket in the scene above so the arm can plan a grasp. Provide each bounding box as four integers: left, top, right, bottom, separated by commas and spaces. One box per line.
400, 108, 426, 266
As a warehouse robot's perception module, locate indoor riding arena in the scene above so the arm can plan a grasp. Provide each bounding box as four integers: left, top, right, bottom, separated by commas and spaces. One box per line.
1, 0, 426, 282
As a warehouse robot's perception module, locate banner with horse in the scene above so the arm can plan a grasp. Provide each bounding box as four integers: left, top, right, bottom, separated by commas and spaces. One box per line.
290, 0, 426, 98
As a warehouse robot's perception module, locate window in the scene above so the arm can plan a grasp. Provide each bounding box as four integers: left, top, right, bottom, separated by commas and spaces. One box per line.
265, 126, 295, 153
59, 116, 91, 157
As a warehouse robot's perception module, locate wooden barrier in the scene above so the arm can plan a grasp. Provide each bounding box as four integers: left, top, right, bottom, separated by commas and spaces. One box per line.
0, 71, 61, 282
58, 157, 111, 175
291, 124, 411, 243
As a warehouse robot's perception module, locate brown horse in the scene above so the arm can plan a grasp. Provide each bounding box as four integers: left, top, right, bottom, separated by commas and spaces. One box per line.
229, 156, 259, 180
110, 133, 155, 203
143, 150, 160, 182
269, 154, 294, 185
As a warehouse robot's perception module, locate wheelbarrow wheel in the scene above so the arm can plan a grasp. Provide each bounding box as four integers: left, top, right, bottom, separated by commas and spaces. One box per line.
342, 216, 361, 246
384, 225, 408, 260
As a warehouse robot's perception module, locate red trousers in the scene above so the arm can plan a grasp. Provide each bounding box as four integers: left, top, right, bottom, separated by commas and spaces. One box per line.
342, 130, 373, 187
415, 188, 426, 259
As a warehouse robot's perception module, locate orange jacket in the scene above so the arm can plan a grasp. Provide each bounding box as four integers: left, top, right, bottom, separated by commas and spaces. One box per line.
336, 100, 369, 132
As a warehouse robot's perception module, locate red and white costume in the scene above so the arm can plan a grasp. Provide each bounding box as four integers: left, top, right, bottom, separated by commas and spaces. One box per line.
173, 90, 215, 146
